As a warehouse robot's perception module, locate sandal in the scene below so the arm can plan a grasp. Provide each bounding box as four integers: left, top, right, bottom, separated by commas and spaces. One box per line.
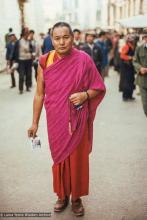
54, 196, 69, 212
71, 198, 85, 217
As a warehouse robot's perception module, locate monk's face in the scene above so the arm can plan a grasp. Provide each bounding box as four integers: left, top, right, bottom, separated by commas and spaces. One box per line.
52, 26, 73, 56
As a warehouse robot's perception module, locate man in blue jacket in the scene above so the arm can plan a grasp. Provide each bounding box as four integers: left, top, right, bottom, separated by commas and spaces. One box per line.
81, 32, 103, 74
6, 33, 17, 88
42, 29, 54, 54
96, 31, 109, 79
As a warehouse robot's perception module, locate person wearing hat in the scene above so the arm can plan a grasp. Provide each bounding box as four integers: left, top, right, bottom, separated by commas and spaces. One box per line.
133, 33, 147, 116
5, 28, 13, 47
6, 33, 17, 88
143, 27, 147, 33
119, 35, 136, 101
81, 31, 103, 74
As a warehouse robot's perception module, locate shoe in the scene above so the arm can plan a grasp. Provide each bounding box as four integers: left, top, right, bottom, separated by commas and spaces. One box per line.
128, 97, 135, 101
10, 85, 16, 88
54, 196, 69, 212
136, 92, 140, 96
123, 98, 128, 102
19, 90, 23, 94
26, 88, 31, 92
71, 198, 84, 217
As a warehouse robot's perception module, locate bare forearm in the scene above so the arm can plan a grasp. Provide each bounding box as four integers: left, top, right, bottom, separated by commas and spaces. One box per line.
32, 95, 44, 125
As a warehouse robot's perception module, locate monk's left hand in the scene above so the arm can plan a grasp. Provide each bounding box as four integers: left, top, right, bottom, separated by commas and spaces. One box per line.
69, 92, 87, 106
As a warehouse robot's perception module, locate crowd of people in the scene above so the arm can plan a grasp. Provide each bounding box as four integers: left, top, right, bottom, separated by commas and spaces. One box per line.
5, 25, 147, 116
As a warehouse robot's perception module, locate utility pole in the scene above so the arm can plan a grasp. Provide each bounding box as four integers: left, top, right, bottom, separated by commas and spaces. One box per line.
17, 0, 28, 29
107, 0, 111, 26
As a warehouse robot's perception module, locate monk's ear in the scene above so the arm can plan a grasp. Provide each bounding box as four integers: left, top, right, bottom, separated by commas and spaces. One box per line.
51, 37, 55, 47
51, 38, 54, 46
71, 35, 74, 43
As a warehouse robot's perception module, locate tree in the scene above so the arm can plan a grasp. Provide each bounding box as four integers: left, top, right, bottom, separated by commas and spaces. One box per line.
17, 0, 28, 29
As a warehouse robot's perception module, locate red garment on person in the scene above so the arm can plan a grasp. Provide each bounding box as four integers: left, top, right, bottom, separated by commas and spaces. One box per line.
52, 124, 89, 201
39, 49, 105, 200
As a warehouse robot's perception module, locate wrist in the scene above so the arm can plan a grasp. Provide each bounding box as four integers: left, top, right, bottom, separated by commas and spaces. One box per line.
32, 122, 38, 127
86, 91, 89, 100
84, 91, 89, 101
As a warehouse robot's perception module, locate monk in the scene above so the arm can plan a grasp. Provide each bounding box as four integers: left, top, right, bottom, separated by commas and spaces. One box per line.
28, 22, 106, 217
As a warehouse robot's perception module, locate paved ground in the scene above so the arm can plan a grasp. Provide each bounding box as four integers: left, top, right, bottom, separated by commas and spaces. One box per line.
0, 69, 147, 220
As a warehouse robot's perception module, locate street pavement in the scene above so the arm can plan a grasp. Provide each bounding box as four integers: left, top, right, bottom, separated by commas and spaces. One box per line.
0, 69, 147, 220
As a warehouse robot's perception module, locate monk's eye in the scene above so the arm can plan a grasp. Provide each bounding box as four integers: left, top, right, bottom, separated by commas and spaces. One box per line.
64, 36, 70, 39
54, 37, 60, 40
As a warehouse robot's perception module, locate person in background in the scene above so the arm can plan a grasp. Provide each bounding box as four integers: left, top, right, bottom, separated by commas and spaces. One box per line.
73, 29, 83, 49
5, 28, 13, 46
112, 33, 121, 72
6, 32, 17, 88
133, 33, 147, 116
39, 33, 45, 54
81, 31, 103, 74
28, 22, 106, 217
28, 30, 36, 84
119, 35, 136, 101
42, 28, 54, 54
105, 31, 113, 67
28, 30, 36, 56
28, 30, 42, 80
13, 27, 33, 94
96, 31, 109, 78
105, 31, 113, 54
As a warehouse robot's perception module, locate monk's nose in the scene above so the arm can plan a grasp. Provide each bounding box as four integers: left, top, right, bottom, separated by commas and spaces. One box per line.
59, 38, 65, 45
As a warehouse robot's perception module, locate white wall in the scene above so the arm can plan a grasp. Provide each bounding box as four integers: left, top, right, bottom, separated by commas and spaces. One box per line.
43, 0, 62, 32
24, 0, 45, 34
37, 0, 104, 30
59, 0, 102, 29
74, 0, 102, 29
0, 0, 21, 70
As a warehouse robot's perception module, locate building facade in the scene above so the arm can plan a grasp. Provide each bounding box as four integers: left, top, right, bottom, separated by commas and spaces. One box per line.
59, 0, 102, 29
106, 0, 147, 30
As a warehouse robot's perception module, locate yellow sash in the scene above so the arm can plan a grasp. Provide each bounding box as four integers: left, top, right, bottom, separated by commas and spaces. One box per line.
46, 50, 56, 67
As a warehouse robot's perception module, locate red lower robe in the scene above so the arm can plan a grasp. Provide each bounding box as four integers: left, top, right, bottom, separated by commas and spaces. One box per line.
52, 124, 89, 201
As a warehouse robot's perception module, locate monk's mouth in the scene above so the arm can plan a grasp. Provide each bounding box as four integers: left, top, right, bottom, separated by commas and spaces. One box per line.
59, 47, 66, 50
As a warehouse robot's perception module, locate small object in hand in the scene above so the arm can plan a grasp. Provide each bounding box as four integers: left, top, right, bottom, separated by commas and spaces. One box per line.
75, 104, 83, 110
11, 63, 19, 71
30, 136, 41, 149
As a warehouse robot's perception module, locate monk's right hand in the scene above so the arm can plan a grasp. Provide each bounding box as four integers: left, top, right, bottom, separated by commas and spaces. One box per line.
28, 124, 38, 138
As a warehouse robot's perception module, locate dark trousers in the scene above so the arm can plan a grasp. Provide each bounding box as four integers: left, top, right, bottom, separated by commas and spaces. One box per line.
123, 89, 133, 99
9, 61, 16, 87
11, 71, 16, 87
120, 61, 135, 99
18, 59, 32, 91
33, 60, 38, 81
140, 87, 147, 117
